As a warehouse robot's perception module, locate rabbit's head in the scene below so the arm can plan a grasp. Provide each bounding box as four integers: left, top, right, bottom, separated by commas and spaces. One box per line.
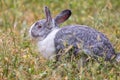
29, 6, 71, 41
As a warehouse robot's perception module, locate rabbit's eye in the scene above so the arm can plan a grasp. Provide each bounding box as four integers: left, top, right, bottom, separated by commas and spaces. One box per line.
38, 26, 42, 29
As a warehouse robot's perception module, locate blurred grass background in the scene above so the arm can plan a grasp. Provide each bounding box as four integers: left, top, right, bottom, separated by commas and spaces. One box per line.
0, 0, 120, 80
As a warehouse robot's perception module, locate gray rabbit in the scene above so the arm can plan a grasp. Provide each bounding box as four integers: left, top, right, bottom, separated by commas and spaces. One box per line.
29, 7, 120, 62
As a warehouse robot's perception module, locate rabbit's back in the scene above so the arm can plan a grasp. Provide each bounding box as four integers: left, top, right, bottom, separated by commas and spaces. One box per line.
54, 25, 116, 60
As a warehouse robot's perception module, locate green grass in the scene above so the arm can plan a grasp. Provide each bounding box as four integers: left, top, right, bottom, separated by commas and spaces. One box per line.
0, 0, 120, 80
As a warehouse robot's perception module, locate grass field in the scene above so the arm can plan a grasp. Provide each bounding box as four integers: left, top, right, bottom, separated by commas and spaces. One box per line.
0, 0, 120, 80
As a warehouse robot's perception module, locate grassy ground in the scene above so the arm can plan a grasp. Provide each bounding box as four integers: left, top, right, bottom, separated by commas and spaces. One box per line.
0, 0, 120, 80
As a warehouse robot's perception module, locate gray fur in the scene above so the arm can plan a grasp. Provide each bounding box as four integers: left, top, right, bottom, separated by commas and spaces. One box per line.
29, 6, 120, 62
30, 19, 53, 41
54, 25, 116, 61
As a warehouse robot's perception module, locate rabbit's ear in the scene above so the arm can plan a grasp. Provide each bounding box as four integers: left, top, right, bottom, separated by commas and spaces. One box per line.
44, 6, 52, 22
55, 9, 71, 25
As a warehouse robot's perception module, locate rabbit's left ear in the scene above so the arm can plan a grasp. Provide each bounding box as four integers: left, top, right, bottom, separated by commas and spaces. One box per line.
44, 6, 52, 22
54, 9, 71, 25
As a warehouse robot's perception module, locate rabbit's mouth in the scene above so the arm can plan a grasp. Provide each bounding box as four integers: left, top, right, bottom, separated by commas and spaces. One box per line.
29, 30, 41, 41
31, 31, 39, 38
30, 33, 46, 41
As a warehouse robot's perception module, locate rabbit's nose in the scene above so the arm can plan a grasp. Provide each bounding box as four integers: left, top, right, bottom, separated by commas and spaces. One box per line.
31, 29, 39, 38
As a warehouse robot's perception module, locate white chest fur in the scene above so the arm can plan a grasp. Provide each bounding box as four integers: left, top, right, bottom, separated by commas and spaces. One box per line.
37, 29, 60, 59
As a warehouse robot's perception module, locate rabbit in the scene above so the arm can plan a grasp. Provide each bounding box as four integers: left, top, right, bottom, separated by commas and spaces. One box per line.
29, 6, 120, 62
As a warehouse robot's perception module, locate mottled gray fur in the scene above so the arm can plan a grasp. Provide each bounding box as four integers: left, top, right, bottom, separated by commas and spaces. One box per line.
55, 25, 115, 61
